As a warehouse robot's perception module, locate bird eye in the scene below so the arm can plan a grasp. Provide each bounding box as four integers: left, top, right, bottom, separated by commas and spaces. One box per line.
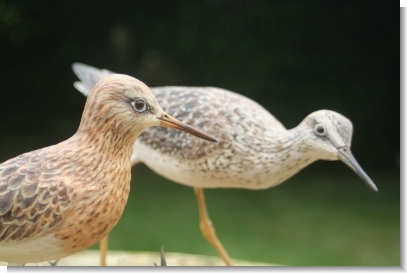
314, 124, 326, 136
132, 99, 147, 112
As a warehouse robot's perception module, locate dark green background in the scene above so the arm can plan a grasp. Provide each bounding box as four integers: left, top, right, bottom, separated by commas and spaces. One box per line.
0, 1, 400, 266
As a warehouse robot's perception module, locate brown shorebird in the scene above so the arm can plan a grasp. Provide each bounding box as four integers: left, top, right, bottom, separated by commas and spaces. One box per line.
72, 63, 378, 266
0, 73, 216, 266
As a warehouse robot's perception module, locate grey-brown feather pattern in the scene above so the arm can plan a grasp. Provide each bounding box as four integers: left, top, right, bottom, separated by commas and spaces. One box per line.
138, 86, 286, 160
0, 148, 73, 242
71, 64, 375, 192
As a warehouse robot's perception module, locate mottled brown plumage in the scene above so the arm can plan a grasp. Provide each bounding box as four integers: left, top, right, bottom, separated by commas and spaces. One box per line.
0, 74, 216, 265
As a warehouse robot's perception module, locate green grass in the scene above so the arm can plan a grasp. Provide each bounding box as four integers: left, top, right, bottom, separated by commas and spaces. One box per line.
89, 164, 400, 266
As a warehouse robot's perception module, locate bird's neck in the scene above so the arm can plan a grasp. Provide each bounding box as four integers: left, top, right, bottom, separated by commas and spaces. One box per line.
254, 123, 318, 188
71, 128, 138, 162
74, 102, 143, 161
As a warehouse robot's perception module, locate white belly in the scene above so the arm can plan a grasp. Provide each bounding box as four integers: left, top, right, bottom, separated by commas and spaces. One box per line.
0, 234, 68, 265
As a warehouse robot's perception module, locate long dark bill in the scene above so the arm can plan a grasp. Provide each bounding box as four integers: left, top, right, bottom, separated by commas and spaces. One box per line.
337, 147, 378, 192
158, 112, 217, 142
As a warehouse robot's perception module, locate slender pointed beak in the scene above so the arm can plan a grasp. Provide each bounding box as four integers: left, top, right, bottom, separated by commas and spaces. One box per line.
157, 112, 217, 142
337, 147, 378, 192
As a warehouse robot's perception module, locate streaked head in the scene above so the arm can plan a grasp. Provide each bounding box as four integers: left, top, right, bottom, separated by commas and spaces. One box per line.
303, 110, 377, 192
78, 74, 217, 142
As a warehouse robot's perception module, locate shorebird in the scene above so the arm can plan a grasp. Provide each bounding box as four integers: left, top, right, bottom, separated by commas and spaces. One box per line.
72, 63, 378, 266
0, 73, 216, 266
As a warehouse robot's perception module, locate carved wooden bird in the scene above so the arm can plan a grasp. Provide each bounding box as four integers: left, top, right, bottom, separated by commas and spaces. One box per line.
0, 74, 216, 265
72, 63, 378, 266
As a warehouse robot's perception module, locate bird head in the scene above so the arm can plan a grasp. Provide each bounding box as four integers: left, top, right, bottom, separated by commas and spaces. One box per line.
78, 74, 217, 143
303, 110, 377, 192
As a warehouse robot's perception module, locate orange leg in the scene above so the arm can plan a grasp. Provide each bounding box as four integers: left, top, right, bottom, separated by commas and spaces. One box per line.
194, 188, 233, 266
100, 236, 108, 266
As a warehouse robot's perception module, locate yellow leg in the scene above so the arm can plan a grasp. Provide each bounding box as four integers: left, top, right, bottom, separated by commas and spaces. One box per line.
194, 188, 233, 266
100, 235, 108, 266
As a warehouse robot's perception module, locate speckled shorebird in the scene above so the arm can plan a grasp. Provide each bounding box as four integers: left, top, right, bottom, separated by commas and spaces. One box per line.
72, 63, 378, 266
0, 74, 216, 266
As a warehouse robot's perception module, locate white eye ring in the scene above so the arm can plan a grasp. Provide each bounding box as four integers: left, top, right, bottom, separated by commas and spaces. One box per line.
132, 99, 147, 112
314, 123, 326, 136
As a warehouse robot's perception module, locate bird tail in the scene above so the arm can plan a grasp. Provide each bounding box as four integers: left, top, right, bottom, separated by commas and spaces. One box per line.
72, 63, 114, 96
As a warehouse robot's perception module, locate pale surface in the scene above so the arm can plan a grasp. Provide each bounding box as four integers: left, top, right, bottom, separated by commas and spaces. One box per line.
1, 250, 275, 266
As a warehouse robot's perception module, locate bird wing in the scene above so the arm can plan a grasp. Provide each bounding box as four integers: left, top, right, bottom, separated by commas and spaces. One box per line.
0, 149, 73, 242
136, 86, 286, 160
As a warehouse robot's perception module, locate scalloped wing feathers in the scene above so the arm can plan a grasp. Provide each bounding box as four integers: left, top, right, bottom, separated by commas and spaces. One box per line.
0, 149, 74, 242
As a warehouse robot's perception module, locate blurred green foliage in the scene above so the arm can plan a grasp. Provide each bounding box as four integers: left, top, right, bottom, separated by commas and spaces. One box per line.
0, 0, 399, 266
89, 164, 399, 266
